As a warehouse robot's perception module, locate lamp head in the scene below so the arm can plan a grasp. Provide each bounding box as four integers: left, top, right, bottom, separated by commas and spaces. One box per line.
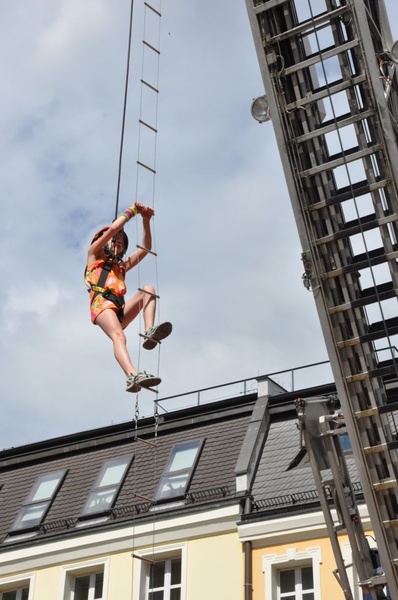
251, 95, 271, 123
390, 40, 398, 64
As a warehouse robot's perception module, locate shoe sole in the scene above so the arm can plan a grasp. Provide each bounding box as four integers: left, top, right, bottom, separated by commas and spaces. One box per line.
142, 321, 173, 350
126, 381, 141, 393
139, 376, 161, 388
126, 374, 161, 393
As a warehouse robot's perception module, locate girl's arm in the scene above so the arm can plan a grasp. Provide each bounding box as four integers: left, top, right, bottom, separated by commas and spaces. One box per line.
124, 203, 154, 272
86, 205, 138, 266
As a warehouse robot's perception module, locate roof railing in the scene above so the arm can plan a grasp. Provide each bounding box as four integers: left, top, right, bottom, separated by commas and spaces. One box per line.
155, 360, 333, 413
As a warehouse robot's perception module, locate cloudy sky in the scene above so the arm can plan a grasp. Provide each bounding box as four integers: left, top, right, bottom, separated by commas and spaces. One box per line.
1, 0, 397, 449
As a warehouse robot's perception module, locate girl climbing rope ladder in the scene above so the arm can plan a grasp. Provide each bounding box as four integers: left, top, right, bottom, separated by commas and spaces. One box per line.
85, 202, 172, 393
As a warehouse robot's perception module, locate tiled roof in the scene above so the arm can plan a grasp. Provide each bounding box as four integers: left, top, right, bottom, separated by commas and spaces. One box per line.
1, 375, 381, 549
0, 395, 255, 549
249, 392, 362, 518
251, 414, 315, 500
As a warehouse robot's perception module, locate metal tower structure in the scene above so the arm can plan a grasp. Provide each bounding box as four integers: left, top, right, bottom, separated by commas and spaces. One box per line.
244, 0, 398, 597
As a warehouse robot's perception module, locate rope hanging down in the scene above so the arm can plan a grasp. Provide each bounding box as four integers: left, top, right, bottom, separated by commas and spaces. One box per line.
115, 0, 135, 220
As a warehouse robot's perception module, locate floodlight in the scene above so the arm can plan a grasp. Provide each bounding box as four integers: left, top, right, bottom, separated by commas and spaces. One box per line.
251, 95, 271, 123
381, 41, 398, 66
390, 40, 398, 65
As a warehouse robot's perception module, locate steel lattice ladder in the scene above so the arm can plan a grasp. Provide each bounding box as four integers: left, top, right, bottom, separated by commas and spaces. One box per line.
244, 0, 398, 596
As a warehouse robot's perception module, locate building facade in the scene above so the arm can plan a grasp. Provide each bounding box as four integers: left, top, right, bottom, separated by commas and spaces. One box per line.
1, 372, 394, 599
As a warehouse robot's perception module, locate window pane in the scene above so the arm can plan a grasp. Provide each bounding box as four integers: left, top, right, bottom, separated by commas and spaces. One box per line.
155, 441, 202, 501
280, 569, 295, 593
94, 572, 104, 599
170, 589, 181, 600
31, 475, 61, 501
11, 470, 66, 532
84, 488, 117, 514
148, 592, 163, 600
157, 475, 189, 499
150, 562, 165, 589
169, 445, 199, 472
99, 462, 128, 487
302, 566, 313, 590
2, 587, 30, 600
170, 558, 181, 585
75, 576, 90, 600
303, 594, 314, 600
14, 502, 48, 529
80, 456, 132, 518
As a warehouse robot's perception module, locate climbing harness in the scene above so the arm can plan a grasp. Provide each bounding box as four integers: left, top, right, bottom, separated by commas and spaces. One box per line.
86, 227, 129, 322
88, 260, 126, 323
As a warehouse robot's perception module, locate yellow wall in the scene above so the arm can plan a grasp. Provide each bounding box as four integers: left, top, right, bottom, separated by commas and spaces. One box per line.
1, 529, 362, 600
108, 552, 133, 600
33, 566, 60, 598
30, 552, 136, 600
0, 531, 243, 600
26, 555, 114, 600
186, 532, 243, 600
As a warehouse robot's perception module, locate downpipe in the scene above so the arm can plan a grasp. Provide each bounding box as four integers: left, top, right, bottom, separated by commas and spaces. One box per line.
244, 541, 253, 600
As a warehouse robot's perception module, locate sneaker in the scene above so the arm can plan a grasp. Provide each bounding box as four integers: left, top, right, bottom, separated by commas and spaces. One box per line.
142, 321, 173, 350
126, 371, 161, 393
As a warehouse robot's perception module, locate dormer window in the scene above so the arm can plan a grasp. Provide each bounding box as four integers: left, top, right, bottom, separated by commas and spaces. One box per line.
79, 454, 133, 519
155, 440, 204, 502
10, 470, 67, 533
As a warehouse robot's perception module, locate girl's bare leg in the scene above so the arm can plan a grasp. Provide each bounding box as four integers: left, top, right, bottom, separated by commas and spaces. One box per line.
122, 285, 156, 331
95, 309, 137, 377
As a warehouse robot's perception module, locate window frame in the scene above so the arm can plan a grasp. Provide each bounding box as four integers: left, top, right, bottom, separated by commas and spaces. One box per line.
10, 469, 67, 533
61, 559, 109, 600
262, 547, 321, 600
278, 564, 315, 599
73, 571, 104, 600
0, 574, 34, 600
79, 454, 133, 519
154, 439, 204, 502
0, 588, 29, 600
133, 543, 187, 600
148, 556, 182, 599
